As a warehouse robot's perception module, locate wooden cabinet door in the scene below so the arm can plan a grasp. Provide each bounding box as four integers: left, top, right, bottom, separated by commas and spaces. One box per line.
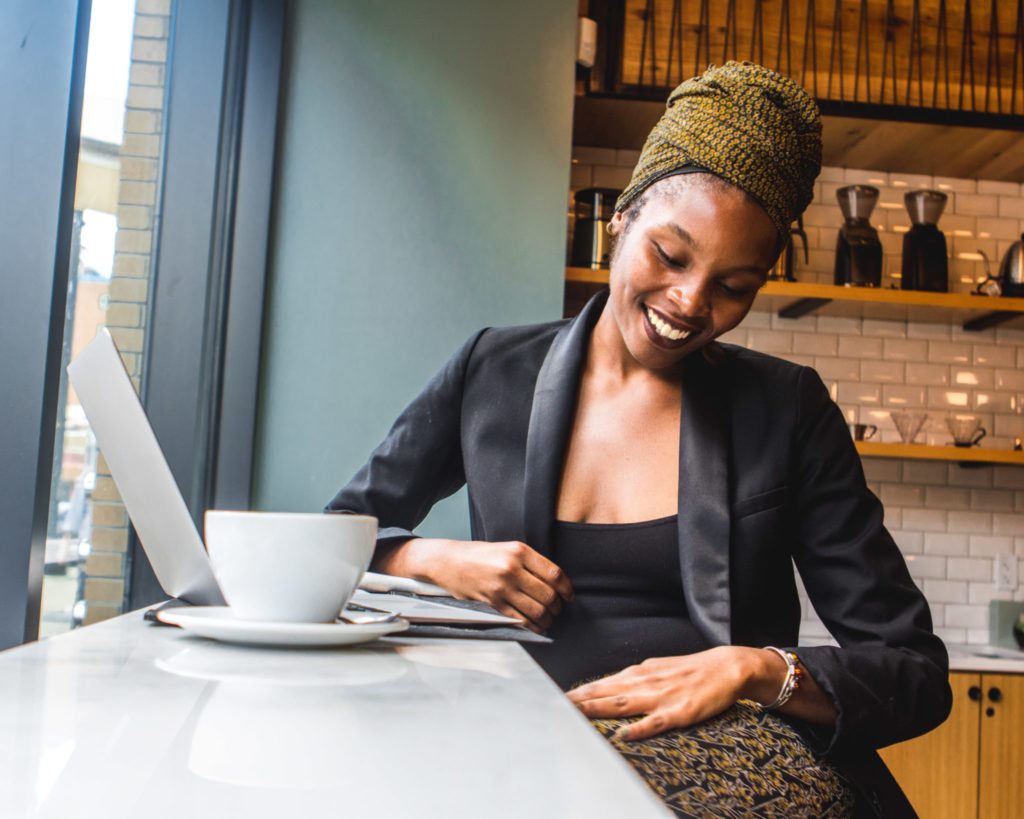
978, 673, 1024, 819
879, 672, 981, 819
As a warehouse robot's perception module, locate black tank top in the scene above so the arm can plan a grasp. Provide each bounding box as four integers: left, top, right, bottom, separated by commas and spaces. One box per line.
523, 513, 709, 691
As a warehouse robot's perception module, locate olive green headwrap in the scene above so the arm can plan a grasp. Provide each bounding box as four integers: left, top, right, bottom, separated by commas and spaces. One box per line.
615, 60, 823, 242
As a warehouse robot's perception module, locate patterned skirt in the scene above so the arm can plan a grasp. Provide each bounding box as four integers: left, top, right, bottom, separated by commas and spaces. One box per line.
589, 699, 857, 818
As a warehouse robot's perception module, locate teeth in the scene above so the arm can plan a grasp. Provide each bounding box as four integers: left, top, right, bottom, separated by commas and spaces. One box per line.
646, 306, 692, 341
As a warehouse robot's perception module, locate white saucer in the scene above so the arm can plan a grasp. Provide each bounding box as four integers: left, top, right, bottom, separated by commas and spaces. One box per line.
157, 606, 409, 647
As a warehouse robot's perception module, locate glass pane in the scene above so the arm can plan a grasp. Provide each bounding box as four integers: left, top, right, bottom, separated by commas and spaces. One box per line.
38, 0, 171, 638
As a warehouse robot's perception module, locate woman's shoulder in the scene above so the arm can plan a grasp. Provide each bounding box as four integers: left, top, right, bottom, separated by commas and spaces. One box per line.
468, 316, 569, 362
715, 340, 806, 381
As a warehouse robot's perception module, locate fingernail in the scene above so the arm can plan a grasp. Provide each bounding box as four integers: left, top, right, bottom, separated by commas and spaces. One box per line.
612, 726, 631, 742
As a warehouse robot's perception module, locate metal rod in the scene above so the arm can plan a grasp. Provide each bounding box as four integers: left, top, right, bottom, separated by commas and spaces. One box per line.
664, 0, 682, 87
854, 0, 870, 103
960, 0, 976, 111
985, 0, 1001, 113
801, 0, 818, 98
881, 0, 897, 105
695, 0, 710, 76
827, 0, 843, 100
933, 0, 951, 109
638, 0, 652, 88
751, 0, 765, 65
906, 0, 923, 106
1014, 0, 1024, 115
724, 0, 738, 64
776, 0, 793, 77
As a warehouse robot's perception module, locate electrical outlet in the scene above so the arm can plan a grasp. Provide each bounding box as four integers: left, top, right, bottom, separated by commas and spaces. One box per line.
995, 554, 1018, 592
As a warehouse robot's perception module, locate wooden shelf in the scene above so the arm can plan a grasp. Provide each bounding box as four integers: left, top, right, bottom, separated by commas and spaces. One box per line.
573, 95, 1024, 182
855, 441, 1024, 466
564, 268, 1024, 331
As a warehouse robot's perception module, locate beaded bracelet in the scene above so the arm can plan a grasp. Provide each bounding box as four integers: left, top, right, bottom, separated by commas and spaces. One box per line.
757, 646, 804, 709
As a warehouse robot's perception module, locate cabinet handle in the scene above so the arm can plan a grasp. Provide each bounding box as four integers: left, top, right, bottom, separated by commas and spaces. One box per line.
987, 686, 1002, 703
968, 686, 982, 702
986, 706, 995, 717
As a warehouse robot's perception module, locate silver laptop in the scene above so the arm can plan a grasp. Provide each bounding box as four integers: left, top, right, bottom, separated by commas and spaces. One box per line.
67, 329, 225, 605
67, 330, 522, 627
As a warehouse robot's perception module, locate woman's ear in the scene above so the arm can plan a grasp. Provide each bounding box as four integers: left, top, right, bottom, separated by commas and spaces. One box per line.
606, 211, 625, 236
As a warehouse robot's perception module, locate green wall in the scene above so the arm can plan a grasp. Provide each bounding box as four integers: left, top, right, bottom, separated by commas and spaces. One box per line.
253, 0, 577, 541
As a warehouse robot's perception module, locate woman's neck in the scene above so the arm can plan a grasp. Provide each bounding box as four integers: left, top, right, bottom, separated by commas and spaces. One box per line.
588, 302, 686, 392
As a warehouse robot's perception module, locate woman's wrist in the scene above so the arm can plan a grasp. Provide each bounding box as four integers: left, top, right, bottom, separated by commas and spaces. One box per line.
371, 536, 456, 586
736, 646, 790, 705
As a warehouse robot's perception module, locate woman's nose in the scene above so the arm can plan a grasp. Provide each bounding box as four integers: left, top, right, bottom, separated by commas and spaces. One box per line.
666, 279, 712, 321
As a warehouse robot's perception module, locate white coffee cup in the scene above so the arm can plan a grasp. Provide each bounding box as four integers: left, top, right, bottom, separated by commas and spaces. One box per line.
204, 511, 377, 623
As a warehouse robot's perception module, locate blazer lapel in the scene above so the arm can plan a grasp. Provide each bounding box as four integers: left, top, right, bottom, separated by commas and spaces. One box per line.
677, 350, 733, 646
522, 285, 733, 646
522, 287, 609, 558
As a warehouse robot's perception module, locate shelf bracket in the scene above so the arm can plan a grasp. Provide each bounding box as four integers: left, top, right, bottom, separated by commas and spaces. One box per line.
962, 311, 1020, 332
778, 297, 832, 319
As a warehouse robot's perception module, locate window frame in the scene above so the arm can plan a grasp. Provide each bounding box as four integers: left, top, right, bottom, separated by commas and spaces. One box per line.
0, 0, 286, 647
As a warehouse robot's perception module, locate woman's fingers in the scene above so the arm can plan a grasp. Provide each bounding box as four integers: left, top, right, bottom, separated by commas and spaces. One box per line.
575, 692, 656, 719
612, 711, 673, 742
515, 569, 564, 618
566, 667, 637, 702
520, 548, 575, 602
504, 589, 552, 632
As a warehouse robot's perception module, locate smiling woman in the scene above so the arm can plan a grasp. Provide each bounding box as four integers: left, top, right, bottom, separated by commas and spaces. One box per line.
597, 174, 779, 374
326, 59, 951, 819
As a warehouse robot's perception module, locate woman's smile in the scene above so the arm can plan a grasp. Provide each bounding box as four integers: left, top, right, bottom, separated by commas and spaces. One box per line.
641, 303, 699, 349
595, 176, 779, 378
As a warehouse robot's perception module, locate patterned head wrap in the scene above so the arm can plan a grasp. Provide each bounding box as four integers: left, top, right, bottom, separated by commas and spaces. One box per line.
615, 60, 823, 242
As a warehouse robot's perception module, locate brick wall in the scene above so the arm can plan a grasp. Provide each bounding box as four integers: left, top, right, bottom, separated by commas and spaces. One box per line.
83, 0, 171, 625
570, 146, 1024, 646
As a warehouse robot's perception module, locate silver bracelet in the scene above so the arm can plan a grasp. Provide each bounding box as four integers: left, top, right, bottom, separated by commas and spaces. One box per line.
756, 646, 803, 710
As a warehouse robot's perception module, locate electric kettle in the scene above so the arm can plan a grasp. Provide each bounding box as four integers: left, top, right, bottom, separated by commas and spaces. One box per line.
999, 233, 1024, 297
768, 214, 809, 282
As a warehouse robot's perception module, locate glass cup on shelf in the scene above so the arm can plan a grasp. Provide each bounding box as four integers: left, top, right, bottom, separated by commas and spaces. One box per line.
890, 410, 928, 444
946, 415, 987, 448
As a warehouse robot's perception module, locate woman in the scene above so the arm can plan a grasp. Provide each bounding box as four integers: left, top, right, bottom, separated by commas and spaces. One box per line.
326, 61, 951, 818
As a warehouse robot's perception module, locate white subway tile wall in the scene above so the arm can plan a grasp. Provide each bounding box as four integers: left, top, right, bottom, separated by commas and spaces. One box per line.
570, 147, 1024, 644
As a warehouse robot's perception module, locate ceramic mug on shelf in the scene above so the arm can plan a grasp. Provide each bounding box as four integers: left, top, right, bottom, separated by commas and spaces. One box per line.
849, 422, 878, 441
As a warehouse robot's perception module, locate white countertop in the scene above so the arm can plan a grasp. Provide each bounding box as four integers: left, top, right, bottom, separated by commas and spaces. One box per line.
945, 643, 1024, 674
0, 611, 670, 818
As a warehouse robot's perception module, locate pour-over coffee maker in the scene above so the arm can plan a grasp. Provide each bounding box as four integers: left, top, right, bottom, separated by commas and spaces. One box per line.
901, 190, 949, 292
835, 185, 883, 287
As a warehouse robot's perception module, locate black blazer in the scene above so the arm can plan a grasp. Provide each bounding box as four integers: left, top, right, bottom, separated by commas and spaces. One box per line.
327, 285, 951, 817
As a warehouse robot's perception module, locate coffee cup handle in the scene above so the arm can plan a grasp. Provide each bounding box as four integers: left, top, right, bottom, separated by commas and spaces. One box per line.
866, 425, 878, 440
972, 427, 987, 446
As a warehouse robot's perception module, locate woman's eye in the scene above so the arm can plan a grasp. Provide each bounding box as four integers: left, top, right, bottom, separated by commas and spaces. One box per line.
654, 245, 684, 267
719, 281, 755, 298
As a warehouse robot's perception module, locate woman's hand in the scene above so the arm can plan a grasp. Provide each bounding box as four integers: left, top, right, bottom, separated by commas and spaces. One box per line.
566, 646, 773, 741
371, 537, 574, 633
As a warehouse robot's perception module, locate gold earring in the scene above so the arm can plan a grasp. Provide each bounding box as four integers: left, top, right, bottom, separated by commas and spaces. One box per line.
605, 222, 615, 236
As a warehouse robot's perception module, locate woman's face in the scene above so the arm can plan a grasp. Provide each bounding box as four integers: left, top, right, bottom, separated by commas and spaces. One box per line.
605, 177, 780, 371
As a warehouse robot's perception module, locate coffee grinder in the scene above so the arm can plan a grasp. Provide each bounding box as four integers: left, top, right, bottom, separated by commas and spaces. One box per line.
901, 189, 949, 292
570, 188, 621, 269
835, 185, 883, 287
